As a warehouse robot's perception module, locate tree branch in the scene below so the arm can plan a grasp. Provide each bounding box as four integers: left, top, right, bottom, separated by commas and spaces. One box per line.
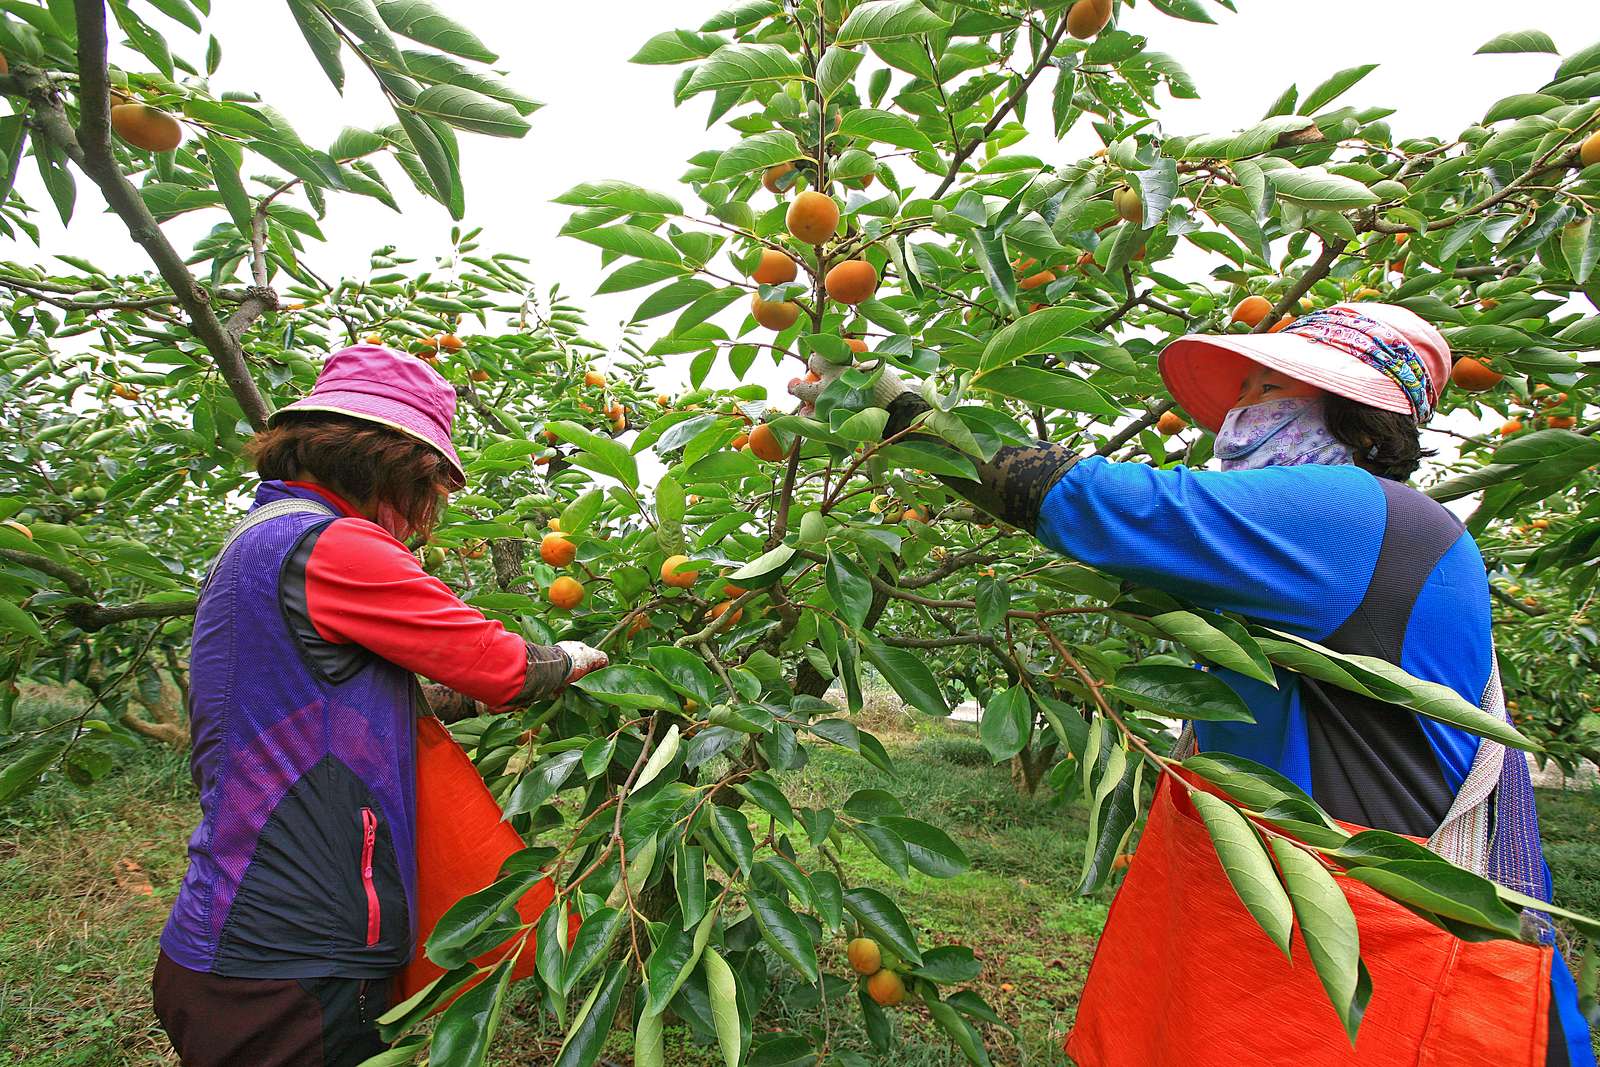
64, 3, 273, 429
930, 13, 1069, 200
1256, 238, 1348, 333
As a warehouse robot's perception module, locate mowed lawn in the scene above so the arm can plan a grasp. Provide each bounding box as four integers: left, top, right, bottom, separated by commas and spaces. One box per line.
2, 693, 1595, 1066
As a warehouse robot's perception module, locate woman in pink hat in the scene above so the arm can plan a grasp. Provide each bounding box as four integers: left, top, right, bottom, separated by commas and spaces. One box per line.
153, 344, 608, 1067
793, 303, 1593, 1066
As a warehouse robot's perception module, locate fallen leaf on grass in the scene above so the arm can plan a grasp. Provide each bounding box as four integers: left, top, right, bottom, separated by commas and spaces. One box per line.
114, 858, 154, 897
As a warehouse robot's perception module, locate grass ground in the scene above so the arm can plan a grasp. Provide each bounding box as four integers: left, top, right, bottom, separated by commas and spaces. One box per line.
1, 696, 1595, 1066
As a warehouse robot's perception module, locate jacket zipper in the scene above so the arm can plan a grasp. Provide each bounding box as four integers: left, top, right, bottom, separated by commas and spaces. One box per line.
360, 807, 380, 947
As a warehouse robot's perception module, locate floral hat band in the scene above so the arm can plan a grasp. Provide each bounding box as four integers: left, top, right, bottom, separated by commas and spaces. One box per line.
1280, 307, 1436, 423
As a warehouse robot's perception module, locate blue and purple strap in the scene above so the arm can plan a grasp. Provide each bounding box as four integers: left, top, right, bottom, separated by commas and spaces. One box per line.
1282, 307, 1435, 423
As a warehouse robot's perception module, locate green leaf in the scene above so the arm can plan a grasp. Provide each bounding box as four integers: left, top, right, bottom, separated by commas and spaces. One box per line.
1342, 859, 1524, 939
727, 543, 797, 587
559, 489, 604, 535
817, 46, 864, 100
1271, 839, 1366, 1043
33, 138, 73, 225
1475, 30, 1558, 55
1483, 93, 1566, 123
1298, 64, 1378, 114
712, 806, 755, 874
632, 724, 681, 792
878, 816, 969, 877
500, 749, 583, 818
110, 0, 174, 78
1255, 630, 1539, 751
1560, 217, 1600, 285
1150, 611, 1275, 685
556, 180, 683, 215
411, 83, 532, 137
648, 647, 717, 705
749, 892, 819, 983
0, 598, 43, 641
0, 745, 63, 804
397, 110, 462, 218
635, 1007, 665, 1067
973, 365, 1118, 416
571, 223, 683, 265
978, 307, 1096, 371
854, 820, 910, 878
1267, 166, 1380, 210
545, 420, 640, 489
1148, 0, 1216, 23
573, 665, 678, 711
701, 0, 781, 32
926, 995, 993, 1067
284, 1, 345, 92
1495, 428, 1600, 465
553, 961, 627, 1067
1183, 751, 1337, 826
428, 958, 511, 1067
1105, 664, 1255, 722
834, 0, 949, 45
710, 130, 805, 182
426, 866, 543, 969
560, 907, 624, 995
835, 108, 934, 151
681, 44, 803, 98
703, 947, 743, 1067
376, 0, 496, 62
825, 553, 873, 629
975, 576, 1010, 632
979, 684, 1029, 762
678, 844, 709, 929
842, 886, 922, 965
860, 634, 949, 717
1190, 791, 1294, 958
202, 135, 253, 237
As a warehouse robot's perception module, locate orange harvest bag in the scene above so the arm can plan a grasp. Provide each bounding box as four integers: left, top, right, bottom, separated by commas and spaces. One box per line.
396, 715, 576, 1005
1066, 772, 1551, 1067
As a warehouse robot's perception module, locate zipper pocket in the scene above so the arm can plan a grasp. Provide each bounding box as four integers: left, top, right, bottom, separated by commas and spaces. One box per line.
360, 807, 380, 947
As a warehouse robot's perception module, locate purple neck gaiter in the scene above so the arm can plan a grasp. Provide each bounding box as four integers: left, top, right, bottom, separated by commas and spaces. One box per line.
1214, 396, 1353, 472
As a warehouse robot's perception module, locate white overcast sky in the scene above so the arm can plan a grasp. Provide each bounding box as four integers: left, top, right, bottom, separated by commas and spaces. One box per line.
7, 0, 1597, 408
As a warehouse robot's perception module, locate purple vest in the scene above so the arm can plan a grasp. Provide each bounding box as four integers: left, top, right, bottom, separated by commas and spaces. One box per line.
160, 482, 417, 978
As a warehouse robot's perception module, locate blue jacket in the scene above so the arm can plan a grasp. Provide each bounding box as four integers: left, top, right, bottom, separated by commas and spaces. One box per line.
1035, 457, 1592, 1067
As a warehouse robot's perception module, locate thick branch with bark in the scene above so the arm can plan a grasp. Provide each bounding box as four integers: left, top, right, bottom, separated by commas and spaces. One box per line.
0, 547, 197, 631
2, 4, 277, 431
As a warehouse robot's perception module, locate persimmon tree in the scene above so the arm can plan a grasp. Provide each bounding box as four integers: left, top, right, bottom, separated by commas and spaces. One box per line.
3, 1, 1600, 1065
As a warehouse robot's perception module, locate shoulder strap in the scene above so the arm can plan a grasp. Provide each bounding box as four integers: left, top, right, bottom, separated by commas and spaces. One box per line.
1426, 648, 1551, 908
201, 498, 337, 592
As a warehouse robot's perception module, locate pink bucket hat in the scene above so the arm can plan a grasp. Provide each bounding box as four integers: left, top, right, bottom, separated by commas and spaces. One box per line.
1158, 302, 1452, 433
270, 344, 465, 483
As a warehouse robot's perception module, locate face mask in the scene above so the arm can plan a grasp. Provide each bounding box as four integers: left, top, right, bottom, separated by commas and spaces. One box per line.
1214, 396, 1353, 472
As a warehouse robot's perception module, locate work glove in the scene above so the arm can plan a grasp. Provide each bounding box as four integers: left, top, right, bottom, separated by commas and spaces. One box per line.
556, 641, 608, 686
788, 353, 913, 415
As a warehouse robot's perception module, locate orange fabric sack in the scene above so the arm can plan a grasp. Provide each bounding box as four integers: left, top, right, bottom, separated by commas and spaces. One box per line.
1066, 772, 1551, 1067
397, 716, 574, 1005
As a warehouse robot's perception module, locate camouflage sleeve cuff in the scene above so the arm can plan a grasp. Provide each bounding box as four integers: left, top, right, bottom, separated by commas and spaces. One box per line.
882, 393, 1079, 531
511, 642, 572, 705
420, 683, 483, 723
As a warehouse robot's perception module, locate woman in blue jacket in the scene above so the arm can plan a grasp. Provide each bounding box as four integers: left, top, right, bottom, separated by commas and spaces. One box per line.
794, 301, 1593, 1065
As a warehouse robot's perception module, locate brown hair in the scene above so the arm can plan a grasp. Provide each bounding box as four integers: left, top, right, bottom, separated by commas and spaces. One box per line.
246, 412, 461, 539
1322, 393, 1436, 482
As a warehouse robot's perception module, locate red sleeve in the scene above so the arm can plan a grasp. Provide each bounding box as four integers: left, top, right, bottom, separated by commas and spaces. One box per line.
303, 518, 533, 707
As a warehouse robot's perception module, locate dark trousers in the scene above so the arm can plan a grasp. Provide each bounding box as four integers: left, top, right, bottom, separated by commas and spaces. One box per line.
152, 950, 390, 1067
